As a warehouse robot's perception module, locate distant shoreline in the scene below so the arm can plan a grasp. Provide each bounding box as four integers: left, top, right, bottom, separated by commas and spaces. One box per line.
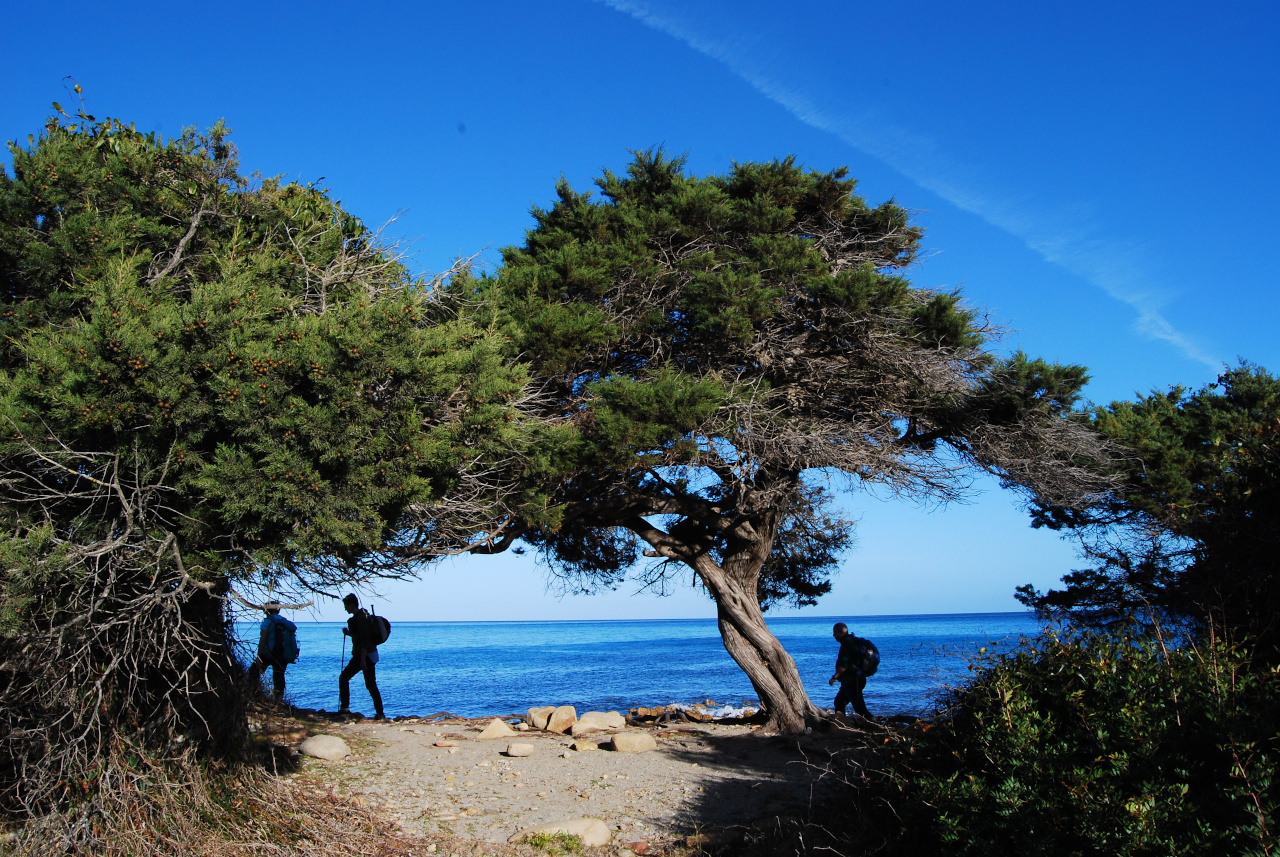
234, 609, 1035, 625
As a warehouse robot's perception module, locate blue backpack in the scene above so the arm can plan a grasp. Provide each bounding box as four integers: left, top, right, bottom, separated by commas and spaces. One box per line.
263, 614, 300, 664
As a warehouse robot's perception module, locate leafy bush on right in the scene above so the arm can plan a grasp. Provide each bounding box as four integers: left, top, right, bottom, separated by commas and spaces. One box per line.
872, 626, 1278, 856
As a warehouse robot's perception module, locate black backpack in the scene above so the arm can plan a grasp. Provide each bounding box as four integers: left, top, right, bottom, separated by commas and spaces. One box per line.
853, 636, 880, 676
366, 606, 390, 646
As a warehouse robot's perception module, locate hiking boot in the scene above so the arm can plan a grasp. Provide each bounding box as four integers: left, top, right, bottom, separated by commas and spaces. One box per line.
337, 707, 350, 716
373, 712, 386, 721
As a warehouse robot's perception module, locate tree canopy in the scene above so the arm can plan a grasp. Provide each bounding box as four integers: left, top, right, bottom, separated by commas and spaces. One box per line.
1020, 363, 1280, 653
443, 151, 1111, 732
0, 115, 522, 601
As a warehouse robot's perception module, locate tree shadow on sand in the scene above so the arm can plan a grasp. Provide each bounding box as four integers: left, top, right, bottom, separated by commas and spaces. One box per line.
628, 720, 891, 854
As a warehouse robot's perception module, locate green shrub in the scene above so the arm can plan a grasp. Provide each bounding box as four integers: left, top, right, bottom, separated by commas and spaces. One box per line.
524, 831, 584, 853
871, 626, 1278, 856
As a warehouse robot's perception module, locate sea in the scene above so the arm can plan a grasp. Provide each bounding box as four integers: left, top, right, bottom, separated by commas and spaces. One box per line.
235, 612, 1040, 720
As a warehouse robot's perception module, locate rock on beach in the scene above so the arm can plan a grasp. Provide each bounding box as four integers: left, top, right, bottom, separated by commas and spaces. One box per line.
298, 735, 350, 761
505, 742, 535, 757
526, 706, 556, 730
477, 718, 516, 739
546, 705, 577, 734
570, 710, 625, 735
609, 732, 657, 753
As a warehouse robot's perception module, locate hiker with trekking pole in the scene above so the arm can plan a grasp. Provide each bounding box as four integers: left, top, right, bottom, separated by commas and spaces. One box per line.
338, 593, 389, 719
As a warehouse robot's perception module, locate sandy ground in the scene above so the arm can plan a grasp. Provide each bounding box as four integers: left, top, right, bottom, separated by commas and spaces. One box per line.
254, 707, 872, 854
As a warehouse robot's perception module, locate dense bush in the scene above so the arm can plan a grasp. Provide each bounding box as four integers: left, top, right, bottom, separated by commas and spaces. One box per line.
865, 627, 1278, 856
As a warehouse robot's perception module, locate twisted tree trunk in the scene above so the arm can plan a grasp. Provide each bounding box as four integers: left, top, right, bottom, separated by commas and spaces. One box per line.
629, 508, 824, 734
711, 580, 822, 734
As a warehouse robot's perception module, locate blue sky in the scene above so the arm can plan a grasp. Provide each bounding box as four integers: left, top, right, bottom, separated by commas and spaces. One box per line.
4, 1, 1276, 622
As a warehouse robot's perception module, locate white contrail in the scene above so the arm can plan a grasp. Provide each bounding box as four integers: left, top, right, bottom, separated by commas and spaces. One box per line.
597, 0, 1220, 369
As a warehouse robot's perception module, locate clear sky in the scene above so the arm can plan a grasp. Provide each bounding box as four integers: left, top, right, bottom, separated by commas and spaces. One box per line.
4, 1, 1276, 623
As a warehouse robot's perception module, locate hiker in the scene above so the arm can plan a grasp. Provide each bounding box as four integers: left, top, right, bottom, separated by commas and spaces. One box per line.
339, 593, 385, 720
829, 622, 875, 720
249, 601, 298, 702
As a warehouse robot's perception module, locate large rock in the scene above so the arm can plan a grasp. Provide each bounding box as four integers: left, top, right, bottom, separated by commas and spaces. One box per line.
545, 705, 577, 734
570, 720, 602, 737
298, 735, 350, 761
570, 710, 626, 736
505, 742, 535, 757
478, 718, 516, 739
609, 732, 657, 753
526, 706, 556, 730
508, 817, 612, 847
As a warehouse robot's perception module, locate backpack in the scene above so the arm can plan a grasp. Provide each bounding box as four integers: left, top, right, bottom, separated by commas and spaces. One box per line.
266, 614, 300, 665
853, 636, 880, 677
366, 606, 391, 646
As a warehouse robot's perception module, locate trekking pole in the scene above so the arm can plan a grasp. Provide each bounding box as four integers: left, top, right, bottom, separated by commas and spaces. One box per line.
340, 631, 346, 669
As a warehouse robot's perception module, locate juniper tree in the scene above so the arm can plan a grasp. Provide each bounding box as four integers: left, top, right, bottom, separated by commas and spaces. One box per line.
440, 151, 1112, 734
0, 113, 520, 836
1021, 363, 1280, 654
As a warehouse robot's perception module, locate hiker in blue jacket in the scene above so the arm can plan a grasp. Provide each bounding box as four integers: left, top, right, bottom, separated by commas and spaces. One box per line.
338, 593, 385, 720
829, 622, 873, 720
249, 601, 297, 702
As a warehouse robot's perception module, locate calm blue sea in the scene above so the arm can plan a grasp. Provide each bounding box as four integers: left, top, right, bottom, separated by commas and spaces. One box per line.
235, 613, 1039, 719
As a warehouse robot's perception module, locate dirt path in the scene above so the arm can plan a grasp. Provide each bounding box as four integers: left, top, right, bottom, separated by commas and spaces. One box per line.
256, 707, 870, 855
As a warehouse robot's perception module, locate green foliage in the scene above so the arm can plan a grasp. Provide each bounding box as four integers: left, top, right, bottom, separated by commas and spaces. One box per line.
0, 115, 521, 587
493, 150, 935, 380
524, 831, 584, 853
587, 367, 729, 465
1023, 364, 1280, 652
978, 351, 1090, 422
0, 524, 72, 635
870, 627, 1279, 856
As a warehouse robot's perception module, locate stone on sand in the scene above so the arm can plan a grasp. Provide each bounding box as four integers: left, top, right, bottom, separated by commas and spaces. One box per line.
298, 735, 350, 761
478, 718, 516, 739
505, 742, 535, 757
609, 732, 657, 753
